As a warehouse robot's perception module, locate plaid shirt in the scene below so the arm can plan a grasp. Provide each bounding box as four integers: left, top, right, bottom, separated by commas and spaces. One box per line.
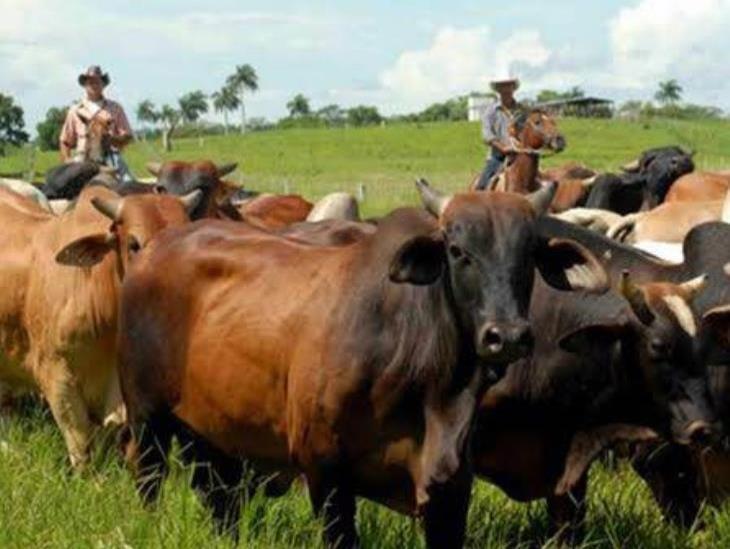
481, 101, 519, 145
60, 98, 132, 159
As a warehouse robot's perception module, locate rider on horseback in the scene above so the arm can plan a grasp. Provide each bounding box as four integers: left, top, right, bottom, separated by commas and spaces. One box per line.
59, 66, 134, 182
475, 76, 522, 190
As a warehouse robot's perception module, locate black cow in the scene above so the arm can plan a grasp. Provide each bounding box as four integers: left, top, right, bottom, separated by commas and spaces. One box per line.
584, 146, 695, 214
473, 223, 719, 542
41, 161, 100, 199
531, 218, 730, 529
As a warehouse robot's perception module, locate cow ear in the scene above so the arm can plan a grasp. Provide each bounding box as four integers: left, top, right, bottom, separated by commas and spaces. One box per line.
558, 323, 625, 354
703, 304, 730, 349
56, 233, 117, 267
389, 235, 445, 285
535, 238, 608, 293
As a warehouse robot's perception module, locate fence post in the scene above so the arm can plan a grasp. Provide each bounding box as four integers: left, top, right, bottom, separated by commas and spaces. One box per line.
25, 145, 37, 183
357, 183, 366, 202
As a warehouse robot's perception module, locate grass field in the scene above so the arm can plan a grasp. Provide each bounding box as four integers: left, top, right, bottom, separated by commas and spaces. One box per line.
2, 117, 730, 547
3, 116, 730, 216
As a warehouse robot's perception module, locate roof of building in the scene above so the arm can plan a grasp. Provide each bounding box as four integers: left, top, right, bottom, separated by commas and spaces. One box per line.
537, 96, 614, 108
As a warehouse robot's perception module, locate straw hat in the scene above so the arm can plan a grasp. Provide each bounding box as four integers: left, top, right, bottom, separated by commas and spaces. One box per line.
78, 65, 110, 87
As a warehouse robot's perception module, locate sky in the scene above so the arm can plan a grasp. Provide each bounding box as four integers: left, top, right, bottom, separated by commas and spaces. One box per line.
3, 0, 730, 130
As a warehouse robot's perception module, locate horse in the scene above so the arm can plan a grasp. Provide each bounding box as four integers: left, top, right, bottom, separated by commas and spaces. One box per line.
471, 109, 566, 194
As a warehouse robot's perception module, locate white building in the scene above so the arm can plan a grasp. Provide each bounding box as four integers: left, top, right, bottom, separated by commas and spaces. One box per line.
468, 95, 492, 122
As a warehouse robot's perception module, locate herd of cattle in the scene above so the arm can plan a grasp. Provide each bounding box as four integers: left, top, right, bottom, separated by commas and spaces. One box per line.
2, 143, 730, 548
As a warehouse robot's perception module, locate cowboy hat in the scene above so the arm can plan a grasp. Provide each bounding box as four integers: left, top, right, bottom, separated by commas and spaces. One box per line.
78, 65, 110, 87
490, 77, 520, 91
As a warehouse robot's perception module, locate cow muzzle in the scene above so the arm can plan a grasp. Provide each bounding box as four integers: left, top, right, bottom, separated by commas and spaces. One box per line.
670, 405, 720, 448
476, 320, 534, 363
550, 134, 566, 153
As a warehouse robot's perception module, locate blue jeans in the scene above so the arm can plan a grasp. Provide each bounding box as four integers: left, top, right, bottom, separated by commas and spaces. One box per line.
475, 151, 505, 190
105, 150, 134, 183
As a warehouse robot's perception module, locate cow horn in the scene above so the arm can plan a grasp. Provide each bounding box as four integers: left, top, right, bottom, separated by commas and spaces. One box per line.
216, 162, 238, 177
415, 178, 451, 218
663, 295, 698, 337
620, 270, 655, 325
721, 190, 730, 223
91, 196, 123, 222
621, 159, 640, 173
179, 189, 203, 215
678, 274, 708, 301
581, 175, 598, 188
526, 181, 557, 216
146, 162, 162, 177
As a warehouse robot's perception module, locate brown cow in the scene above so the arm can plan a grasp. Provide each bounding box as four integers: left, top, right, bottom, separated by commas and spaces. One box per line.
117, 181, 607, 547
664, 171, 730, 203
147, 160, 315, 229
0, 184, 201, 468
231, 192, 313, 229
146, 160, 239, 219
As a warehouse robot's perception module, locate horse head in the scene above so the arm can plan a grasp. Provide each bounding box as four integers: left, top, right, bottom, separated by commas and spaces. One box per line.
512, 109, 566, 153
77, 112, 112, 164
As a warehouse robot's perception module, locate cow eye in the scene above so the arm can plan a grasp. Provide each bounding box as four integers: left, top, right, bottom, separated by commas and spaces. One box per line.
448, 244, 471, 266
649, 338, 669, 359
128, 237, 141, 255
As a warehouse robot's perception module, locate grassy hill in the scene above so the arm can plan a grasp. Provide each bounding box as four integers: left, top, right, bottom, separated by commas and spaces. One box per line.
3, 116, 730, 216
1, 117, 730, 547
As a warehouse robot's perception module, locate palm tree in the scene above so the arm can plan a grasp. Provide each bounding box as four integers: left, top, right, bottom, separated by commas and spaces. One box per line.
655, 79, 683, 106
178, 90, 209, 125
135, 99, 157, 141
286, 94, 311, 118
158, 104, 180, 152
226, 64, 259, 134
211, 86, 241, 134
178, 90, 209, 145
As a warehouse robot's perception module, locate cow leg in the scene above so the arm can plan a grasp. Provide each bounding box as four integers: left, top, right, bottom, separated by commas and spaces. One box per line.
422, 463, 473, 549
40, 359, 95, 470
306, 466, 359, 549
126, 414, 173, 506
547, 474, 587, 545
177, 425, 244, 540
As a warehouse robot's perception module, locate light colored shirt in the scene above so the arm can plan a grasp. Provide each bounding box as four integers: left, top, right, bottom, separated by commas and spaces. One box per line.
60, 97, 132, 158
481, 101, 518, 145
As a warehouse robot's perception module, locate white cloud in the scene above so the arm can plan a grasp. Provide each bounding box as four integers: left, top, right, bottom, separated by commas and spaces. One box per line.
378, 26, 553, 112
609, 0, 730, 101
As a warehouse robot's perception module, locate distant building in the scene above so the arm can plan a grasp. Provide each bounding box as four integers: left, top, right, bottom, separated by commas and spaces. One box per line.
537, 97, 614, 118
468, 95, 492, 122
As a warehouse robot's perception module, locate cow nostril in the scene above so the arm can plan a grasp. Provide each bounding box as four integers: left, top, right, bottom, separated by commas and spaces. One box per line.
480, 325, 504, 353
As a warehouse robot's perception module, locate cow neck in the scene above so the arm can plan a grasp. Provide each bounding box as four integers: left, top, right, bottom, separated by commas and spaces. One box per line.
505, 153, 540, 194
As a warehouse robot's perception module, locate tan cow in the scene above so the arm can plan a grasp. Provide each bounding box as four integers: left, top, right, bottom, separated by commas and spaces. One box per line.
607, 199, 727, 243
0, 184, 201, 468
665, 172, 730, 203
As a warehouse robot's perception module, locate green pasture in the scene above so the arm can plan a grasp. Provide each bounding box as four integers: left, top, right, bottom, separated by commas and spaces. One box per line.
1, 117, 730, 547
3, 116, 730, 217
